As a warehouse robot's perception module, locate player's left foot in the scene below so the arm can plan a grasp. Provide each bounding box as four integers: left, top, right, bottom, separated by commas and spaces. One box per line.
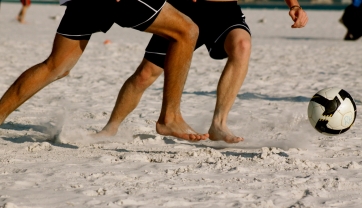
208, 124, 243, 143
92, 124, 118, 138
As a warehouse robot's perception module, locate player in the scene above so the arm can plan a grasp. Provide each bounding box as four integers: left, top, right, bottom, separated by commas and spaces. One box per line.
340, 0, 362, 40
0, 0, 209, 141
96, 0, 308, 143
17, 0, 31, 23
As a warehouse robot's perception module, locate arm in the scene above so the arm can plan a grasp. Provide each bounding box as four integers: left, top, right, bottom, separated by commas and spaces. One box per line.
285, 0, 308, 28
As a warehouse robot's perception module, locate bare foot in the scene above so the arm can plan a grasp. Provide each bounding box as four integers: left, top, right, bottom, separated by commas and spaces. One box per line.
208, 125, 243, 143
17, 16, 26, 24
156, 119, 209, 142
92, 125, 118, 138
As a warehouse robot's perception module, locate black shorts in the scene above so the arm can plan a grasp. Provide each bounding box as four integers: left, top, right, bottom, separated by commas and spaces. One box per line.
57, 0, 166, 40
341, 4, 362, 37
144, 0, 251, 68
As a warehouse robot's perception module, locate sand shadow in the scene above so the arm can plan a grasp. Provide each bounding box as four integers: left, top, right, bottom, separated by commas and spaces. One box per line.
114, 147, 288, 159
222, 150, 289, 158
1, 136, 79, 149
0, 122, 78, 149
0, 122, 48, 133
133, 133, 176, 144
278, 36, 342, 41
181, 91, 311, 102
160, 90, 362, 104
237, 92, 310, 102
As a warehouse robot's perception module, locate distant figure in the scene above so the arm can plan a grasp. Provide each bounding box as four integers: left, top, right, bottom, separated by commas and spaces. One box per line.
17, 0, 31, 23
340, 0, 362, 40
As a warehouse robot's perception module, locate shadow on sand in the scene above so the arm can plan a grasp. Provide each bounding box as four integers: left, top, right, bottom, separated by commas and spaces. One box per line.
181, 91, 311, 103
0, 122, 78, 149
114, 133, 290, 159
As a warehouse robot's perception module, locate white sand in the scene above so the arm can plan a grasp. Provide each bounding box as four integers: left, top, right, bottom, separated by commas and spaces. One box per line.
1, 3, 362, 208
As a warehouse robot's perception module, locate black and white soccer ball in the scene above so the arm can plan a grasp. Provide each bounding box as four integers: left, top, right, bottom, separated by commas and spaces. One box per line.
308, 87, 357, 136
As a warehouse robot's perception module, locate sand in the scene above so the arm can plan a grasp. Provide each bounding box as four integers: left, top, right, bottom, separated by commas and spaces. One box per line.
1, 2, 362, 208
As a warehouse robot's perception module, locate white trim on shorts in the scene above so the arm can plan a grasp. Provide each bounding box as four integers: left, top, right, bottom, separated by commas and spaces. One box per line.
131, 1, 166, 28
208, 23, 251, 54
145, 51, 167, 55
57, 32, 94, 37
138, 0, 158, 12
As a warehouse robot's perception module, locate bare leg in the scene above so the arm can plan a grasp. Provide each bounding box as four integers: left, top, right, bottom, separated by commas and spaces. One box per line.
97, 3, 208, 141
144, 3, 208, 141
209, 29, 251, 143
0, 34, 88, 124
96, 59, 163, 137
17, 5, 29, 23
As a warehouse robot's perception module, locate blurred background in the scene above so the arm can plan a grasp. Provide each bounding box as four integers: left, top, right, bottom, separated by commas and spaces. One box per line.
1, 0, 352, 10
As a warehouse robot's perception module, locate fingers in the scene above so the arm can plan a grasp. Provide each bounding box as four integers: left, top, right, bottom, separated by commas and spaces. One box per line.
290, 9, 308, 28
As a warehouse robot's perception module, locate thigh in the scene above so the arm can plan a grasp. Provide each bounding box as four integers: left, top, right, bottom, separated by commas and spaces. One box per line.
57, 0, 116, 39
144, 35, 169, 68
144, 2, 195, 40
114, 0, 166, 31
143, 0, 199, 68
199, 1, 251, 60
21, 0, 31, 6
57, 0, 98, 40
47, 34, 88, 70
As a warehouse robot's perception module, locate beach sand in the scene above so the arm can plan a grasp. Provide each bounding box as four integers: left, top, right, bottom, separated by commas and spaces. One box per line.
1, 2, 362, 207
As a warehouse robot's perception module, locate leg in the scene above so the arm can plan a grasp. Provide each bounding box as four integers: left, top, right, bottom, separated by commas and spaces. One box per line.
0, 34, 88, 125
144, 3, 208, 141
97, 59, 163, 137
209, 29, 251, 143
17, 5, 30, 23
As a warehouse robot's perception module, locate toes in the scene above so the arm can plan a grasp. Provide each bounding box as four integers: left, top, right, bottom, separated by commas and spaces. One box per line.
189, 134, 197, 140
226, 137, 243, 143
201, 133, 209, 140
174, 132, 209, 142
235, 137, 244, 142
189, 133, 209, 141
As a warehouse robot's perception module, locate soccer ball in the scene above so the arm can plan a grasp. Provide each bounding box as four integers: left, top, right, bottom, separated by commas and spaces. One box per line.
308, 87, 357, 136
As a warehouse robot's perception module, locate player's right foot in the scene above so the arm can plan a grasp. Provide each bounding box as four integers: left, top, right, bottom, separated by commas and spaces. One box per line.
156, 117, 208, 141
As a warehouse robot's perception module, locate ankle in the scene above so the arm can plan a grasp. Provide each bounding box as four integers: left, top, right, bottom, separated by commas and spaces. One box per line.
102, 123, 119, 135
158, 112, 184, 125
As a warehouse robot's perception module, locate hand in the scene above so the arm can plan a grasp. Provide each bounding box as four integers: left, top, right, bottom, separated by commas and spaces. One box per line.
289, 7, 308, 28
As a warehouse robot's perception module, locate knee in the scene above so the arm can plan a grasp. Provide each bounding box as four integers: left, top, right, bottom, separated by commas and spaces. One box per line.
43, 58, 72, 80
174, 19, 199, 44
225, 37, 251, 58
184, 21, 199, 42
132, 62, 163, 89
